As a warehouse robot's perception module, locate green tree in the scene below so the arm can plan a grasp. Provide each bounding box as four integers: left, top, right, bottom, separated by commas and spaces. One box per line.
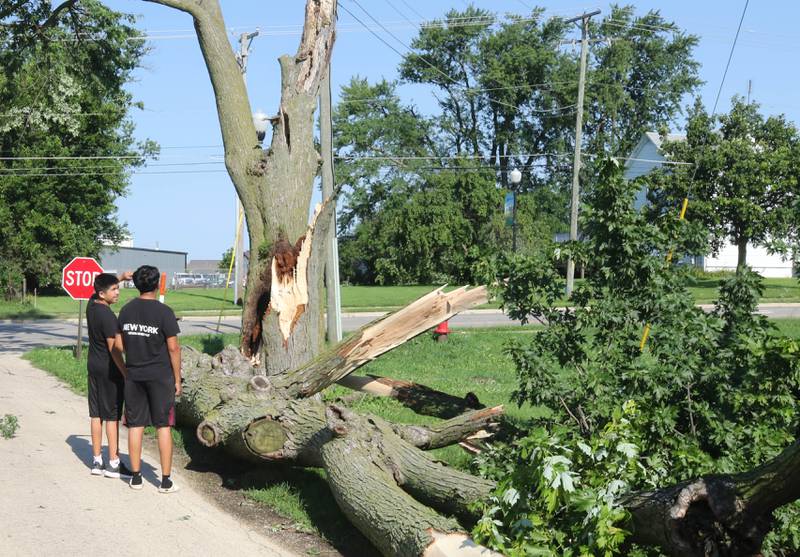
649, 97, 800, 268
0, 0, 154, 298
218, 247, 233, 273
335, 5, 700, 284
479, 159, 800, 555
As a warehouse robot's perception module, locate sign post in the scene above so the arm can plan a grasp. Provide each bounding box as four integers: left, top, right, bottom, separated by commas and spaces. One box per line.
61, 257, 104, 359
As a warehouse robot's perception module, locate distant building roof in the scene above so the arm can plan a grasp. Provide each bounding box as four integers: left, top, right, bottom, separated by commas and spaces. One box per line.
642, 131, 685, 150
188, 260, 221, 272
102, 245, 187, 256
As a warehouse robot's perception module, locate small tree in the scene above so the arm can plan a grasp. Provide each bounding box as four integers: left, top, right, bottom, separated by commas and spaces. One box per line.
218, 248, 233, 273
479, 159, 800, 555
649, 96, 800, 268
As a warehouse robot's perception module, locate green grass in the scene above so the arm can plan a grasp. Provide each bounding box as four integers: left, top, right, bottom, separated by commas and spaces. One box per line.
4, 277, 799, 320
1, 287, 241, 320
687, 276, 800, 303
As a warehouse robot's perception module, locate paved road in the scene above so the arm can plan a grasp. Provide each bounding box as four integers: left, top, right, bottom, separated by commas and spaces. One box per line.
0, 353, 294, 557
2, 304, 799, 352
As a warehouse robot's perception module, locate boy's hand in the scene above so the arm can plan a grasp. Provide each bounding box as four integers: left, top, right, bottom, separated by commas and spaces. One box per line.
175, 383, 182, 397
118, 270, 134, 281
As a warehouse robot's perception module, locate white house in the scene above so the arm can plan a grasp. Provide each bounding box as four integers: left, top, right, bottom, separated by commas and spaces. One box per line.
625, 132, 795, 278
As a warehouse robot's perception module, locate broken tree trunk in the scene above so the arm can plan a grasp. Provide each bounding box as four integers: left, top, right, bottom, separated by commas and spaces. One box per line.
624, 438, 800, 556
145, 1, 503, 554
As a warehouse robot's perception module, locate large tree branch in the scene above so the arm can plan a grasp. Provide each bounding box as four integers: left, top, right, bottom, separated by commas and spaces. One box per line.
337, 374, 484, 419
273, 285, 490, 397
625, 439, 800, 556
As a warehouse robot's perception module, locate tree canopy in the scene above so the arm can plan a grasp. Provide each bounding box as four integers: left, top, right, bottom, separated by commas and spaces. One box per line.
334, 4, 701, 284
649, 96, 800, 267
477, 159, 800, 554
0, 0, 154, 297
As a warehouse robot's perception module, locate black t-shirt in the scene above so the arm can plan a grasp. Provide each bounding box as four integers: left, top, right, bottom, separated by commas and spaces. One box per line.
118, 298, 180, 381
86, 298, 122, 377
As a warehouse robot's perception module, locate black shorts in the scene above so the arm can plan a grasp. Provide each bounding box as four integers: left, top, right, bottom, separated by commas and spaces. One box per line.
88, 372, 124, 421
124, 375, 175, 428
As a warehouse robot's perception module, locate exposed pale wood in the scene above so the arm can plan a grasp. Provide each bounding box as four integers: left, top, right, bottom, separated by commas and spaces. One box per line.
423, 532, 503, 557
275, 286, 490, 397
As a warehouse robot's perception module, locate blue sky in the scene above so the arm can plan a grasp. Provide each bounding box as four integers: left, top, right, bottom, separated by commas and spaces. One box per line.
101, 0, 795, 261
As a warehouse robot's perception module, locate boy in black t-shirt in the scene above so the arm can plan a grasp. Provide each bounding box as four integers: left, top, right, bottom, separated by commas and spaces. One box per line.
86, 273, 133, 479
119, 265, 182, 493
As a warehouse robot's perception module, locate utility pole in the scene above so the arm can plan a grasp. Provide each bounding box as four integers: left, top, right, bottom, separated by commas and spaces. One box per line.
234, 29, 260, 306
747, 79, 752, 104
564, 9, 599, 297
320, 65, 343, 342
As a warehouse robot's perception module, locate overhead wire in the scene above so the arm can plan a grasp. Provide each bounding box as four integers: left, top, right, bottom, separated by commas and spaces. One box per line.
639, 0, 750, 351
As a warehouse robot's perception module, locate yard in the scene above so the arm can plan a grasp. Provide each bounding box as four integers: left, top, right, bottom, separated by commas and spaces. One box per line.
2, 276, 799, 320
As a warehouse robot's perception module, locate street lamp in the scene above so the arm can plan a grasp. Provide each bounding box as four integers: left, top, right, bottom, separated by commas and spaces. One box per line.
509, 168, 522, 252
253, 109, 268, 143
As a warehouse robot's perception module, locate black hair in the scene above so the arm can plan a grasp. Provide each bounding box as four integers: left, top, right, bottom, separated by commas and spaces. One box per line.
93, 273, 119, 296
133, 265, 160, 294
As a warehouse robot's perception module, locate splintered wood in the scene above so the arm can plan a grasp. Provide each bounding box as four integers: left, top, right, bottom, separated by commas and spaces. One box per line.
342, 285, 489, 372
269, 204, 322, 341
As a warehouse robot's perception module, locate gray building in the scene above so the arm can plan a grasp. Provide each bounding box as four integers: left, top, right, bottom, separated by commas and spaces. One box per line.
99, 246, 188, 284
187, 259, 222, 274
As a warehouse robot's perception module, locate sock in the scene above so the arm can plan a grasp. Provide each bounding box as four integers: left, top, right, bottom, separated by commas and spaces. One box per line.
161, 475, 172, 489
109, 458, 120, 468
93, 455, 103, 464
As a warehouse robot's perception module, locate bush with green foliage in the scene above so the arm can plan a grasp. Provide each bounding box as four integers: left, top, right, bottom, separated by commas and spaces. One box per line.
1, 414, 19, 439
474, 159, 800, 554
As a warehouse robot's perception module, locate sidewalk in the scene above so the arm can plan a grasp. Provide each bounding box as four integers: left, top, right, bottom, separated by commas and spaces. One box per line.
0, 353, 295, 557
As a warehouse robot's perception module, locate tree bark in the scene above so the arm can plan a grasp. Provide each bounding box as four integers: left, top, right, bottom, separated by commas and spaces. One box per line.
737, 238, 748, 269
625, 439, 800, 556
177, 344, 501, 553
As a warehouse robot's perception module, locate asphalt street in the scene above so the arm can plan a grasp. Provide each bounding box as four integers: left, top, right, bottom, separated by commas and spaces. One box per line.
2, 304, 799, 352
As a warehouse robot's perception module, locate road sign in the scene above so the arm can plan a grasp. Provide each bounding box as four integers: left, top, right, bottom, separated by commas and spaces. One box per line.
62, 257, 104, 300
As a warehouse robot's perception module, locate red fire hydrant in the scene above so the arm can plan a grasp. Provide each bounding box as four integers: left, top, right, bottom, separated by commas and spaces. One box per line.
433, 320, 449, 343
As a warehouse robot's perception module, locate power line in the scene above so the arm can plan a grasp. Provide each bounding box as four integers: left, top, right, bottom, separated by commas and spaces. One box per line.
397, 0, 425, 21
711, 0, 749, 117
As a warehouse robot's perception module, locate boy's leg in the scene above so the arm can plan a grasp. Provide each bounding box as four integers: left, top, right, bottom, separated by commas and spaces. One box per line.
145, 374, 177, 491
105, 420, 119, 461
90, 418, 103, 457
124, 378, 149, 473
128, 426, 144, 472
87, 374, 104, 473
156, 427, 172, 476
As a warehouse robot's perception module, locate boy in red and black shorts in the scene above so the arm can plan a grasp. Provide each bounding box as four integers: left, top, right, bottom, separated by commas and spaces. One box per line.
119, 265, 182, 492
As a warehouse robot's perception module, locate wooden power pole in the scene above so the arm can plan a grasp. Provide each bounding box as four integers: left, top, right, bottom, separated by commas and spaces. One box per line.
234, 29, 260, 305
320, 66, 342, 342
565, 9, 599, 297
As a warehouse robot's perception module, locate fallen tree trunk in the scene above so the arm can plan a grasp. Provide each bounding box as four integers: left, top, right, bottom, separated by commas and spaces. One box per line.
177, 293, 504, 556
625, 438, 800, 556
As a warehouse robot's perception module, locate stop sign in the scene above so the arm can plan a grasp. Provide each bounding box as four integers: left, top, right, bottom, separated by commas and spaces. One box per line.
62, 257, 105, 300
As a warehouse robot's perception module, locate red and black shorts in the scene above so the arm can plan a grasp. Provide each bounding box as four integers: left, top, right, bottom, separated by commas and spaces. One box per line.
88, 371, 125, 421
124, 374, 175, 428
